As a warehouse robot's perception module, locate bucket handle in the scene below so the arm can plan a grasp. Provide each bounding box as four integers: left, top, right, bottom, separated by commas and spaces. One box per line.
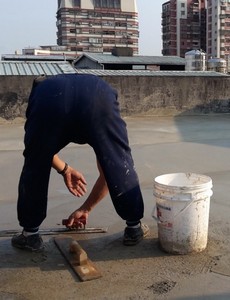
152, 194, 211, 223
152, 200, 193, 224
153, 189, 213, 202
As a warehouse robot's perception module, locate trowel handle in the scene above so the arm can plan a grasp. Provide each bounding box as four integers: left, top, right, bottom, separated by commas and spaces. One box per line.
62, 218, 86, 226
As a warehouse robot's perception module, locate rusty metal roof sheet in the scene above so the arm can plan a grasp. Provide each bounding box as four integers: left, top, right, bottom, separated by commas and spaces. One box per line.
0, 61, 76, 76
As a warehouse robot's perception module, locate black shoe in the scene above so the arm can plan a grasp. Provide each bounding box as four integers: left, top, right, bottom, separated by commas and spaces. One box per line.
11, 233, 44, 252
123, 223, 149, 246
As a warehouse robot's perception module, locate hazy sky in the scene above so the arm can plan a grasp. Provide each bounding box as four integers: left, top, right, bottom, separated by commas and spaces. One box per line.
0, 0, 166, 56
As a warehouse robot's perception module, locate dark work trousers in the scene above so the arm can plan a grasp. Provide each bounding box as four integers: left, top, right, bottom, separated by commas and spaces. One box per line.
17, 74, 144, 229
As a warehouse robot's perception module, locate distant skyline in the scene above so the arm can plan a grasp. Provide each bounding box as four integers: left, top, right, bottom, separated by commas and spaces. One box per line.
0, 0, 166, 56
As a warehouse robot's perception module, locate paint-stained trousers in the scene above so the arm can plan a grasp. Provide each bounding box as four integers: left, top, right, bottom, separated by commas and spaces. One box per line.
17, 74, 144, 229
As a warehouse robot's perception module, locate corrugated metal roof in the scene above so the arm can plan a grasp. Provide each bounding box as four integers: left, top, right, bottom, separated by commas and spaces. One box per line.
2, 54, 74, 61
1, 62, 228, 77
75, 69, 229, 77
0, 61, 76, 76
75, 53, 186, 65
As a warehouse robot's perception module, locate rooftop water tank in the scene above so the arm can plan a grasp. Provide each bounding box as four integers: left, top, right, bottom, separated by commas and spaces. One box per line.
185, 50, 207, 71
207, 57, 227, 73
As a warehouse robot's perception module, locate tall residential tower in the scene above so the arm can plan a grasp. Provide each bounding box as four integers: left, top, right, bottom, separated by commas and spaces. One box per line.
207, 0, 230, 59
162, 0, 206, 57
56, 0, 139, 55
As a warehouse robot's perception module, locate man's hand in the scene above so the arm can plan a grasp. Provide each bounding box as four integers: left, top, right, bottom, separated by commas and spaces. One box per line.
63, 167, 87, 197
66, 209, 89, 228
52, 155, 87, 197
62, 159, 108, 229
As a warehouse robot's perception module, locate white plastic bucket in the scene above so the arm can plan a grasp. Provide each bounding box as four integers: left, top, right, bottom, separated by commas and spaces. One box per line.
153, 173, 213, 254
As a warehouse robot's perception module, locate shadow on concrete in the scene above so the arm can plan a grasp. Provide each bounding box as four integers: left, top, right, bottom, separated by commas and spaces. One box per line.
174, 110, 230, 149
0, 226, 214, 273
76, 231, 163, 262
0, 231, 164, 270
0, 237, 64, 272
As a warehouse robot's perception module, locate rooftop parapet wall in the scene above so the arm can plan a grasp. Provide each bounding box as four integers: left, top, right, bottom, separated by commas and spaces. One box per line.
0, 76, 36, 120
103, 75, 230, 116
0, 74, 230, 120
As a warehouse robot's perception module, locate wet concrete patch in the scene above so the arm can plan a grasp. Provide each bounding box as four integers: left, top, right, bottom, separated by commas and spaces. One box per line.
1, 116, 230, 299
0, 228, 217, 299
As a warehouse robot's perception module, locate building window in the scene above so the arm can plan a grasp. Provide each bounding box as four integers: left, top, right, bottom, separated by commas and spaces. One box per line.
72, 0, 80, 6
94, 0, 120, 9
89, 38, 102, 44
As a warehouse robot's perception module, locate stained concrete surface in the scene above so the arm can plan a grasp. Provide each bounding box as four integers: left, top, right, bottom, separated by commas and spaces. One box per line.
0, 115, 230, 300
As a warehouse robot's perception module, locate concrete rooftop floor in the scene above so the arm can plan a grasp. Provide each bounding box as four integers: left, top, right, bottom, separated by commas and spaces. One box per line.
0, 115, 230, 299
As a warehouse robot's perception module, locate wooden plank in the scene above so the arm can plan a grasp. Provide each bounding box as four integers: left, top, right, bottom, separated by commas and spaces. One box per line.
54, 236, 102, 282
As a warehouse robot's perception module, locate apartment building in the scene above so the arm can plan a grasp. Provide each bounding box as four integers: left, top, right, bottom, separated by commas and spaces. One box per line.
207, 0, 230, 59
162, 0, 206, 57
56, 0, 139, 55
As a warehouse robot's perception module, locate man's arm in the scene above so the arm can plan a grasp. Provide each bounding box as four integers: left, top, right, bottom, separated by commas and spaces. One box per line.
66, 159, 109, 227
52, 154, 87, 197
52, 154, 68, 173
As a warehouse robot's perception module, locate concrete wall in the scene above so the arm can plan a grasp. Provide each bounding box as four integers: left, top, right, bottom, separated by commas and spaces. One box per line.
0, 74, 230, 120
0, 76, 36, 120
103, 75, 230, 116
